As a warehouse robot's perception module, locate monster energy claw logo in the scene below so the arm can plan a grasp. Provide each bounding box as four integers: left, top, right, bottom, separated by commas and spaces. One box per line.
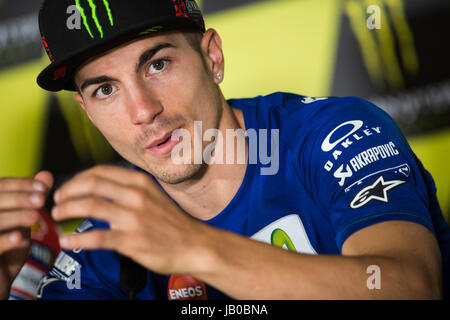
66, 0, 114, 39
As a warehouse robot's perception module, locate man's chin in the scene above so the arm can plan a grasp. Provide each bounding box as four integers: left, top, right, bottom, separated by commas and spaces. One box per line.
146, 163, 205, 185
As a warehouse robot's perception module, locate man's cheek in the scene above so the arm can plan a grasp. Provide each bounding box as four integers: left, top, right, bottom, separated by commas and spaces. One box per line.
101, 131, 132, 155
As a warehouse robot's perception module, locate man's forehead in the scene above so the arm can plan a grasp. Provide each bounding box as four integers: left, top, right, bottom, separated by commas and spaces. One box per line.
75, 31, 185, 80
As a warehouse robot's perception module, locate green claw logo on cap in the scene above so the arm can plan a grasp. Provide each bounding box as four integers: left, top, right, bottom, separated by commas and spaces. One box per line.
75, 0, 114, 39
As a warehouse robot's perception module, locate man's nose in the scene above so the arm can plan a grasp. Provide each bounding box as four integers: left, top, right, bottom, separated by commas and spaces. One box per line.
126, 83, 163, 125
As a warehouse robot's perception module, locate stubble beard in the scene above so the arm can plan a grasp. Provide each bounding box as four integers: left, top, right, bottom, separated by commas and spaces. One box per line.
146, 161, 205, 185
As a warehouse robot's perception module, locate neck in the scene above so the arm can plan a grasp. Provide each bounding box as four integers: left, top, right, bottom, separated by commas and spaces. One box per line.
158, 99, 247, 221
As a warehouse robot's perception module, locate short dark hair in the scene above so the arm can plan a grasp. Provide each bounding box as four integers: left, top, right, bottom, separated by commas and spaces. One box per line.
182, 30, 204, 54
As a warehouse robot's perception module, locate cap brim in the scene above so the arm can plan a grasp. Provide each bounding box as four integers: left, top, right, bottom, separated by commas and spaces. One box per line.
37, 16, 204, 92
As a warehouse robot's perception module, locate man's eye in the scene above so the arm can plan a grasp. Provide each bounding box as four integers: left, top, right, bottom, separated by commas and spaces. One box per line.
95, 84, 116, 98
148, 59, 169, 75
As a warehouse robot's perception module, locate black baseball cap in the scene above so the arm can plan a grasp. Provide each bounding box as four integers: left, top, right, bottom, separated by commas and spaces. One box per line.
37, 0, 205, 92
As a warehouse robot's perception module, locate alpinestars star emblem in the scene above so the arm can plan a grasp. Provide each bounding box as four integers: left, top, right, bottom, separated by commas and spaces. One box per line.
350, 175, 406, 209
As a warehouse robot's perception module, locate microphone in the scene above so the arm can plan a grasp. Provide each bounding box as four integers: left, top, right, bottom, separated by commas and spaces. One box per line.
119, 255, 147, 300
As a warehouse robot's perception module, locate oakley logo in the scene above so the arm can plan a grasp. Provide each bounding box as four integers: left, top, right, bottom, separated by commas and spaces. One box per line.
321, 120, 364, 152
66, 0, 114, 39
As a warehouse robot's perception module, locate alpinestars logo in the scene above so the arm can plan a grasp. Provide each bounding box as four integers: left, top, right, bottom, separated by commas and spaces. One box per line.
350, 175, 405, 209
75, 0, 114, 39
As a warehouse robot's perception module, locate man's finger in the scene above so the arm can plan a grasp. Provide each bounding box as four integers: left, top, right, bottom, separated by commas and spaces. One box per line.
0, 192, 46, 211
0, 210, 39, 231
34, 171, 54, 190
0, 230, 29, 254
0, 178, 49, 194
52, 197, 127, 226
55, 165, 153, 202
54, 173, 153, 209
85, 165, 151, 187
59, 230, 120, 251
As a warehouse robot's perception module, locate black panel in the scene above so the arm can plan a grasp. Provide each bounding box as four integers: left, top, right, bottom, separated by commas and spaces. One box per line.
331, 0, 450, 135
0, 0, 43, 71
330, 13, 376, 98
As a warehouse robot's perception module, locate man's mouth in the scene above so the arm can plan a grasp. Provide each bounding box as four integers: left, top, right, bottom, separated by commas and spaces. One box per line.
146, 128, 181, 155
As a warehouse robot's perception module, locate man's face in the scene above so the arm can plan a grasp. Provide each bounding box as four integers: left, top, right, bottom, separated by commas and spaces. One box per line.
74, 30, 224, 184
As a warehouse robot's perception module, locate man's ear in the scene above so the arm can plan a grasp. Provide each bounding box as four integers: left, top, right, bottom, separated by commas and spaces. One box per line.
74, 92, 94, 122
200, 28, 224, 84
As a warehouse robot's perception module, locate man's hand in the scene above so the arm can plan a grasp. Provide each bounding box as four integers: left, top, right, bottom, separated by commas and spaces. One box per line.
49, 165, 442, 300
51, 165, 207, 276
0, 171, 54, 299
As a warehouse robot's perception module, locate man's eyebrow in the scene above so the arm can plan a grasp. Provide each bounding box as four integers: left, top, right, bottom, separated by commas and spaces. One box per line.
136, 43, 175, 72
78, 43, 174, 93
79, 75, 119, 93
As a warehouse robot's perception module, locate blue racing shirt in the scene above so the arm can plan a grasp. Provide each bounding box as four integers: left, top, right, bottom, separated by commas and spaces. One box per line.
38, 92, 450, 300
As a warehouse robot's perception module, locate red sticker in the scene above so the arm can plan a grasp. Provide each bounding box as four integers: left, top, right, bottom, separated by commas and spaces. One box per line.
172, 0, 189, 17
53, 66, 67, 80
168, 274, 207, 300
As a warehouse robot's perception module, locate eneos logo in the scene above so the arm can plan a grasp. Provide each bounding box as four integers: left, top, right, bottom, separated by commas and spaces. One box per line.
168, 275, 207, 300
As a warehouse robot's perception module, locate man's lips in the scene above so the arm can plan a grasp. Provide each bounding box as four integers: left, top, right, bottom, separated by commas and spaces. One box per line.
146, 128, 181, 155
147, 130, 173, 148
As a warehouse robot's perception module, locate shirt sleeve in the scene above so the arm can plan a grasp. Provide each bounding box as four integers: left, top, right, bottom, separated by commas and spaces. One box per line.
296, 96, 437, 252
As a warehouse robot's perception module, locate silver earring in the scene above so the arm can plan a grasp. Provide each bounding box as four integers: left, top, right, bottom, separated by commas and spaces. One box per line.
216, 73, 222, 80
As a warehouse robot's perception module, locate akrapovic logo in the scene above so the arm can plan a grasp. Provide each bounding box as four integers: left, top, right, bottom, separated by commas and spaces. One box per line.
66, 0, 114, 39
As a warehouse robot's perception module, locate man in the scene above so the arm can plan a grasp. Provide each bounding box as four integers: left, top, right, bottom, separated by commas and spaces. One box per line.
0, 0, 449, 300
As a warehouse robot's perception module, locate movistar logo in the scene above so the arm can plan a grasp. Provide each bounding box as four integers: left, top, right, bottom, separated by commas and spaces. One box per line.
67, 0, 114, 39
271, 228, 297, 252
